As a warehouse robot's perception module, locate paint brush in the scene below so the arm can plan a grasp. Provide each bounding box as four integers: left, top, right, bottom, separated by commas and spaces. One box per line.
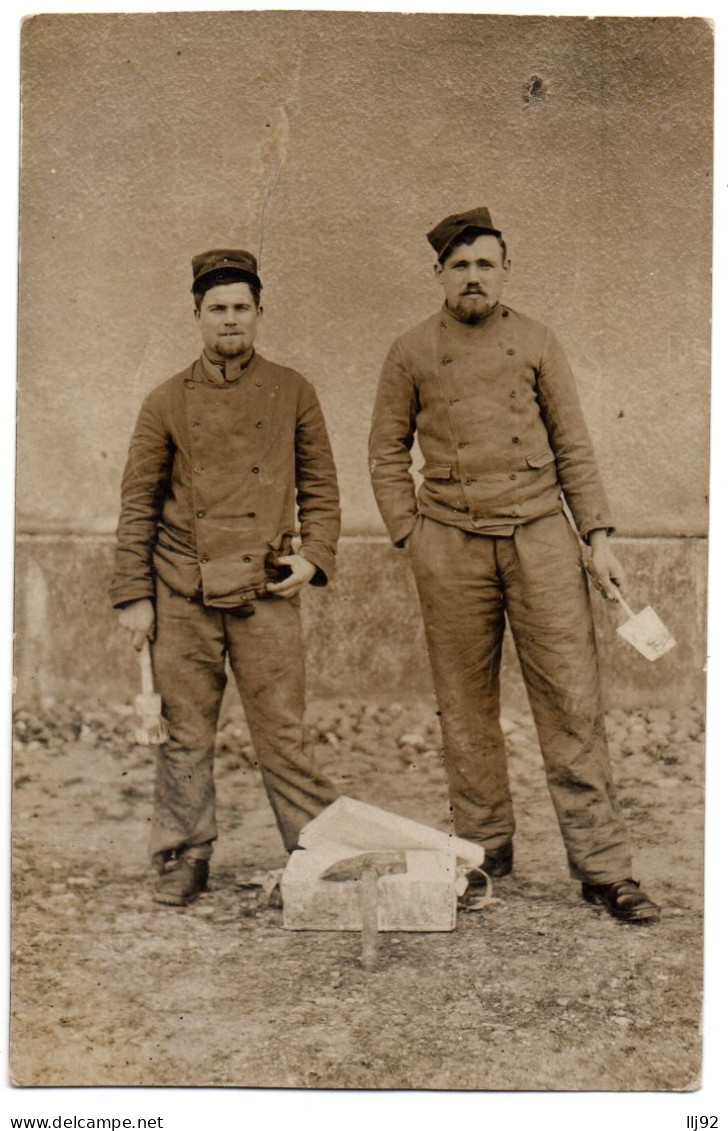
134, 639, 169, 745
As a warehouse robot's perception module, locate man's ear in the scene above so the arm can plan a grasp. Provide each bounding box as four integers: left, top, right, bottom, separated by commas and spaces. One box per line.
433, 262, 444, 286
502, 258, 512, 281
194, 306, 200, 321
257, 304, 264, 320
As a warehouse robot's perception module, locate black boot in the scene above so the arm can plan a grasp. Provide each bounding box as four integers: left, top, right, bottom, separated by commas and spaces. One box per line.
582, 879, 660, 923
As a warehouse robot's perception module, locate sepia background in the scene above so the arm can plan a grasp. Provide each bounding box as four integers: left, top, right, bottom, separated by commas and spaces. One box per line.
16, 11, 712, 708
10, 10, 714, 1094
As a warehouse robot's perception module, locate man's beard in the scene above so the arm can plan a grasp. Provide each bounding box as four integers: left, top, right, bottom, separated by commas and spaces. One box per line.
448, 292, 495, 324
215, 335, 250, 358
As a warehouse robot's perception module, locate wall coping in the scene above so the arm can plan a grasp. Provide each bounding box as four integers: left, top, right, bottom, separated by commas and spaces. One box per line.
14, 530, 710, 545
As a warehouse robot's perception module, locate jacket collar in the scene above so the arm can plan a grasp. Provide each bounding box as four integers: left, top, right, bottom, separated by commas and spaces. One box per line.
200, 347, 256, 386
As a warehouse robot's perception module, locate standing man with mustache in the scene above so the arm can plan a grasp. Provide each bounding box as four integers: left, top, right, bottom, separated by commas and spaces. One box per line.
369, 208, 659, 923
111, 249, 340, 906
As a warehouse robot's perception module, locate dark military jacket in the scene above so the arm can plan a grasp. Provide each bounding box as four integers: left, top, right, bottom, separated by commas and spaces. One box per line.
369, 302, 613, 547
111, 350, 340, 608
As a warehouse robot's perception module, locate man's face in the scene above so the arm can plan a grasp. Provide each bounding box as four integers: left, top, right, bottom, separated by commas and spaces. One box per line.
435, 233, 510, 323
195, 282, 261, 359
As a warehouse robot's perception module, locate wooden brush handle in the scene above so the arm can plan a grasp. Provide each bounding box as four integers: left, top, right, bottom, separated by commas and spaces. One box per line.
139, 639, 155, 696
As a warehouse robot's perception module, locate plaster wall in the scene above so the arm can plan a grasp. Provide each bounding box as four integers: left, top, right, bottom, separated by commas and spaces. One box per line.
18, 13, 712, 540
15, 14, 712, 707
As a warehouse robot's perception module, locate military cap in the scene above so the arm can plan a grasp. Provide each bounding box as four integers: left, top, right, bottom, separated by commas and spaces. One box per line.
191, 248, 262, 294
427, 207, 502, 259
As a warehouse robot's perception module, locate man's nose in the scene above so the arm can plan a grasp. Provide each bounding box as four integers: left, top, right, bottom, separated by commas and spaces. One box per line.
465, 263, 480, 282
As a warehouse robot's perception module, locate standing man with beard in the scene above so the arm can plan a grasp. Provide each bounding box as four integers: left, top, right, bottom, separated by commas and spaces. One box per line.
111, 249, 340, 906
368, 208, 659, 923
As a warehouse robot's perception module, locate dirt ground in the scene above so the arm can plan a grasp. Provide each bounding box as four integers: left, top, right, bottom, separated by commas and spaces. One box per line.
10, 693, 703, 1091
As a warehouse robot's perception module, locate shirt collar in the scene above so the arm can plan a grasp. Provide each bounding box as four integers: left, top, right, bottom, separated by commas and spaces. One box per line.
200, 346, 255, 386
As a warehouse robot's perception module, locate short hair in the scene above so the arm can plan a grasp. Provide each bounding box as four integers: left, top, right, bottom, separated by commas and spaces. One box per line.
439, 227, 508, 266
193, 270, 262, 311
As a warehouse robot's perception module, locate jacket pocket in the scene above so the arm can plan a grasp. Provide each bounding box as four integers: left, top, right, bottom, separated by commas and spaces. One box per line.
525, 448, 555, 470
419, 463, 452, 479
267, 530, 295, 553
265, 531, 295, 583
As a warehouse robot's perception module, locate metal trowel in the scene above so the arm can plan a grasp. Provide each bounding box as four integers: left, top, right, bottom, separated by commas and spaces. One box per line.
613, 590, 676, 662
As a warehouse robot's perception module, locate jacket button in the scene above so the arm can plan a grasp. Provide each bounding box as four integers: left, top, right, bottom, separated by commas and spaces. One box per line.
509, 472, 517, 481
509, 391, 516, 398
186, 381, 195, 389
247, 511, 256, 518
511, 436, 519, 444
252, 466, 260, 474
243, 556, 252, 564
457, 440, 469, 449
256, 420, 263, 428
448, 398, 460, 406
200, 555, 209, 564
255, 379, 263, 387
441, 356, 452, 366
506, 348, 515, 356
464, 478, 477, 486
502, 310, 509, 318
194, 465, 203, 473
197, 509, 206, 518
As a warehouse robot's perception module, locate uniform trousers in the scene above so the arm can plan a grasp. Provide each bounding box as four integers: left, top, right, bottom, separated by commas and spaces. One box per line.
149, 577, 337, 866
407, 511, 632, 883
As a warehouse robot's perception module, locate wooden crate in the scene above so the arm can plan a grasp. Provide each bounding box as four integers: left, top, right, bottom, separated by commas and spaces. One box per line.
281, 846, 457, 932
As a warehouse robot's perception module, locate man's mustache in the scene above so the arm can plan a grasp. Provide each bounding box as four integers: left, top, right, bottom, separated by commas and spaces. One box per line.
462, 285, 486, 295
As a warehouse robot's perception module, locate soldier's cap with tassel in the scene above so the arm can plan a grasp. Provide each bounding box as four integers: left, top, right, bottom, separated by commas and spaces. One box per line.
191, 249, 262, 294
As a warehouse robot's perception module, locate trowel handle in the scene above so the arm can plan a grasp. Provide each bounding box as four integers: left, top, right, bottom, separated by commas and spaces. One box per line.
562, 505, 635, 615
138, 639, 155, 696
613, 588, 636, 619
360, 866, 380, 972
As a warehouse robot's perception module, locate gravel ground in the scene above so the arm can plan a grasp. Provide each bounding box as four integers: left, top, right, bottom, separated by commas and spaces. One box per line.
10, 696, 703, 1090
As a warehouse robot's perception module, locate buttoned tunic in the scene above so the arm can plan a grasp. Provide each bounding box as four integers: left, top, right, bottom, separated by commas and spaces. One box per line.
111, 347, 340, 861
368, 302, 632, 882
369, 302, 612, 546
111, 350, 340, 609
